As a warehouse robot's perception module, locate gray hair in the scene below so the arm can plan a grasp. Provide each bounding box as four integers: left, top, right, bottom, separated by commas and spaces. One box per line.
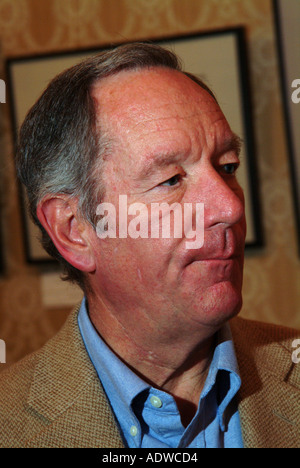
16, 42, 215, 290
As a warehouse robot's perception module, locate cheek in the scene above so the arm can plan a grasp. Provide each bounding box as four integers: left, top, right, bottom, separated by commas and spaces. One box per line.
128, 237, 178, 280
93, 236, 172, 282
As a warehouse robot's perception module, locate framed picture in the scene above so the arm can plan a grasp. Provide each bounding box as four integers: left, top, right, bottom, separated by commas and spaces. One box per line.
274, 0, 300, 253
7, 27, 262, 263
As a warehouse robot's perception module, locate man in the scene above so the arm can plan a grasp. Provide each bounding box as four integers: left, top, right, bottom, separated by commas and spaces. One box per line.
0, 43, 299, 448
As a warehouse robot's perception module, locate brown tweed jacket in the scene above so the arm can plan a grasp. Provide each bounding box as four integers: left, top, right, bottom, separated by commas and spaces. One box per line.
0, 307, 299, 448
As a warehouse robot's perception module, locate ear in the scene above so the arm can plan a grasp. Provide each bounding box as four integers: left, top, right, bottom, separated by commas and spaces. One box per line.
36, 195, 96, 273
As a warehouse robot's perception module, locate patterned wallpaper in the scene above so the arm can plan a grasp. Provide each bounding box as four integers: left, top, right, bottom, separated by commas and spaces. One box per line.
0, 0, 299, 369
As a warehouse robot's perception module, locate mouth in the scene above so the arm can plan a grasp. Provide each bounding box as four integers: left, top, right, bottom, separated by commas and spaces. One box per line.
180, 245, 245, 287
182, 227, 245, 268
184, 251, 243, 270
188, 256, 238, 274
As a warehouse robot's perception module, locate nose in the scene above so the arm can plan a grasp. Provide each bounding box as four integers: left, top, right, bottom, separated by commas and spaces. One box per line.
196, 166, 245, 230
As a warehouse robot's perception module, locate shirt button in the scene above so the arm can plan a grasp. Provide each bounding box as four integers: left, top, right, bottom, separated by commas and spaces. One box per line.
150, 395, 163, 408
130, 425, 138, 437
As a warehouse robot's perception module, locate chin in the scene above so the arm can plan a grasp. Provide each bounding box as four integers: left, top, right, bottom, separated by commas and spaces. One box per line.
192, 281, 243, 329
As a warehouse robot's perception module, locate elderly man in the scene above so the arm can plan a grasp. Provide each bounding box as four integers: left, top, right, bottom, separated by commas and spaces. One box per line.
0, 43, 299, 448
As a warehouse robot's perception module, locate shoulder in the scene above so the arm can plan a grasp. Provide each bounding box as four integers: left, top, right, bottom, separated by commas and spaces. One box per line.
0, 351, 37, 398
0, 306, 80, 407
230, 315, 300, 385
0, 351, 39, 447
230, 315, 299, 346
0, 304, 124, 448
0, 307, 83, 447
231, 317, 300, 448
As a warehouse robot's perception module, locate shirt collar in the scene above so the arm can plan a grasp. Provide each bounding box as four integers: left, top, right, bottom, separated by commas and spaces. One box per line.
201, 325, 241, 431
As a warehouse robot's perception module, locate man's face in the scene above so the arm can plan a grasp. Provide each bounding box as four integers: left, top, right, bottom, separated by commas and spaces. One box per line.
88, 68, 246, 341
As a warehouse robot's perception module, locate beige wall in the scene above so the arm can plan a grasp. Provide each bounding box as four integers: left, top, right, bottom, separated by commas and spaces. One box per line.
0, 0, 299, 369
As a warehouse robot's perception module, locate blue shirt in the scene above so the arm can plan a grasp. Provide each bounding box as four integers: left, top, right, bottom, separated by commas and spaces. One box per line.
78, 298, 244, 448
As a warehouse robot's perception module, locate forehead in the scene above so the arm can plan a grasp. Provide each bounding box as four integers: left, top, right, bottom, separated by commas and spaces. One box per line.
92, 67, 224, 130
92, 68, 231, 172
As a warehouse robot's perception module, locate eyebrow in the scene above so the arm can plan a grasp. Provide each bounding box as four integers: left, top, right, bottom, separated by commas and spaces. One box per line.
221, 133, 243, 158
135, 150, 186, 180
135, 133, 243, 181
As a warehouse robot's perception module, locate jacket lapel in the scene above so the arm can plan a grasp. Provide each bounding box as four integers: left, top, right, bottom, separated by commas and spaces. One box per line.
25, 306, 124, 448
231, 317, 300, 448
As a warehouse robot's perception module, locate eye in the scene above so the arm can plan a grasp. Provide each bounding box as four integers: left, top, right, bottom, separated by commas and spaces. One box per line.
160, 174, 182, 187
221, 163, 240, 175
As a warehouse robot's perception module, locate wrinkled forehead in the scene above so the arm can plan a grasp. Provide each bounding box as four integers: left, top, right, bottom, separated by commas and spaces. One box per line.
91, 67, 224, 136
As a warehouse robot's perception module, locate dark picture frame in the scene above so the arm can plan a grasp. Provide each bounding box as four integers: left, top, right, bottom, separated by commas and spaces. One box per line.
6, 27, 262, 263
273, 0, 300, 254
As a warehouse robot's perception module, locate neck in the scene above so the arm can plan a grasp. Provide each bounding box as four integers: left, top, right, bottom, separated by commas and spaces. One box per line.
87, 293, 218, 415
